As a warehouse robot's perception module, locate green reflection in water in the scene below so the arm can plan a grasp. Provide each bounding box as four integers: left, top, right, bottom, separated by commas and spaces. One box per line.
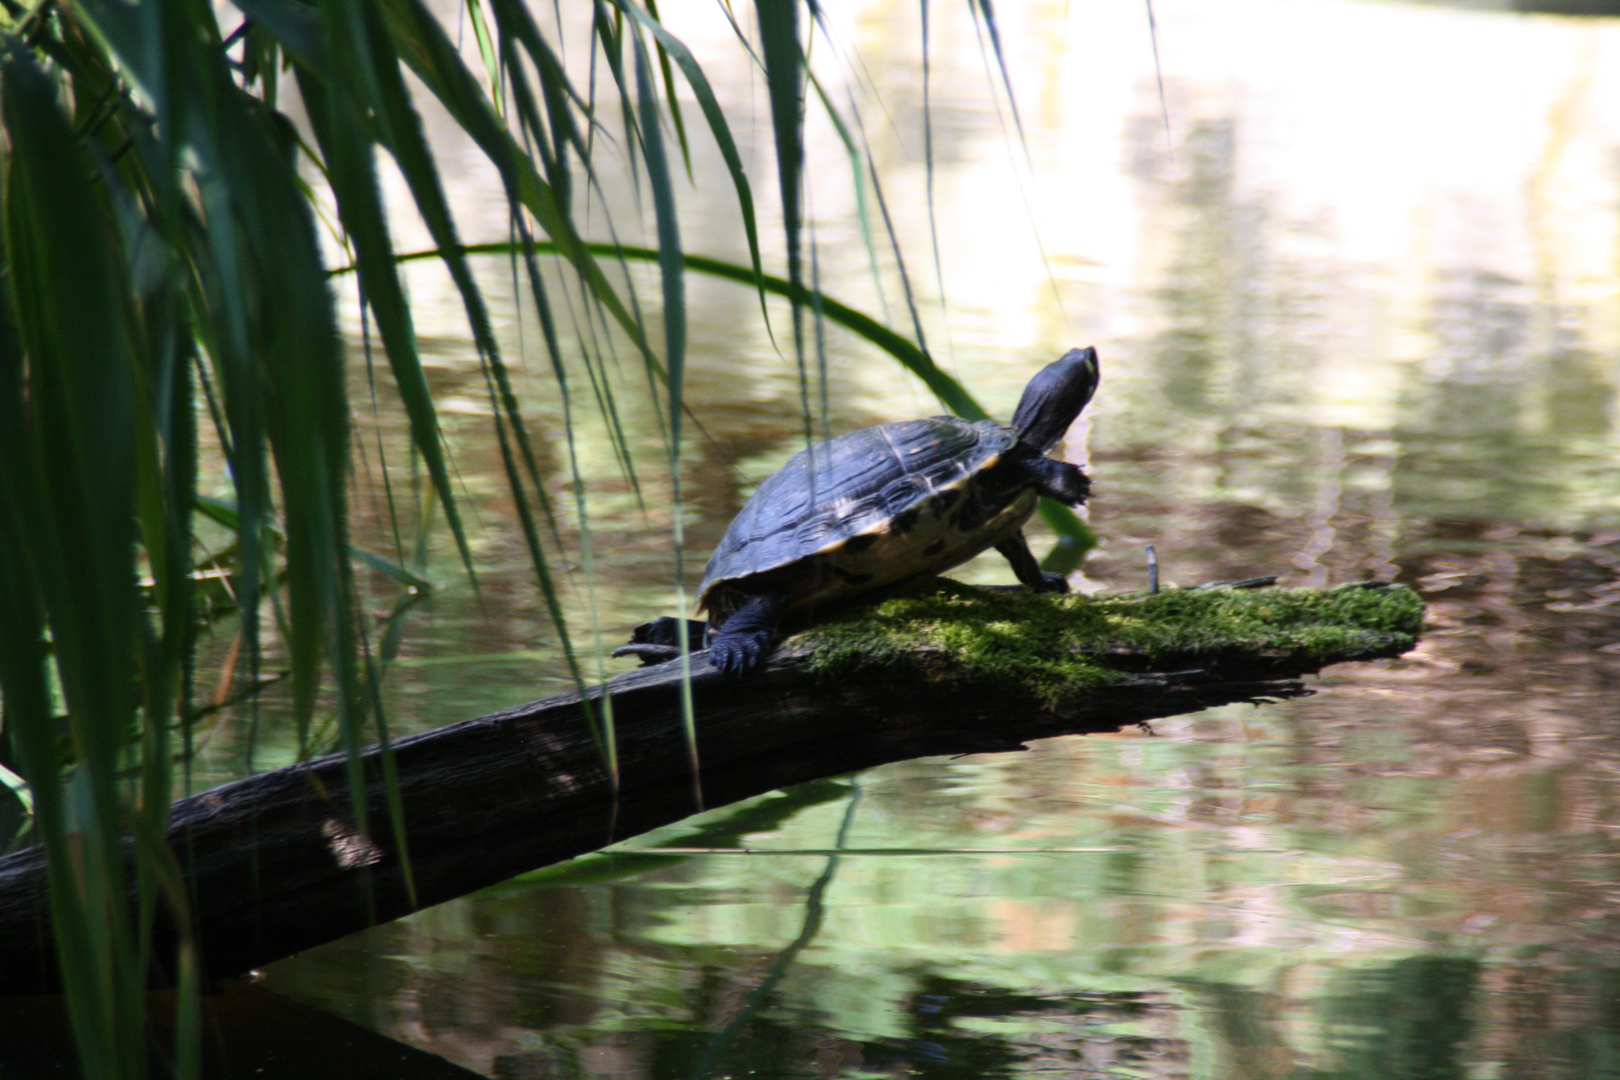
263, 689, 1620, 1077
1319, 956, 1479, 1080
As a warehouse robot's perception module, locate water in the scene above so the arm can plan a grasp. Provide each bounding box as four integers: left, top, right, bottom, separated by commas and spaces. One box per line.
243, 0, 1620, 1075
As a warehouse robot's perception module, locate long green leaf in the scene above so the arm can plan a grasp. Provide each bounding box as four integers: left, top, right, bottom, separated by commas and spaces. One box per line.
641, 0, 692, 179
294, 49, 479, 594
614, 1, 774, 333
0, 47, 146, 1078
231, 0, 328, 70
968, 0, 1028, 147
804, 64, 887, 323
630, 29, 699, 807
753, 0, 810, 440
486, 1, 645, 492
371, 0, 662, 374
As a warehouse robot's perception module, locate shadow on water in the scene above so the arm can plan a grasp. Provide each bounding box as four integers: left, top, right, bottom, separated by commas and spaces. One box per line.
0, 984, 486, 1079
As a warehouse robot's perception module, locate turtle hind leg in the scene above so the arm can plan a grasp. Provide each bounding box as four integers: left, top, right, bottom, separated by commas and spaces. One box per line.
709, 592, 789, 676
996, 531, 1070, 594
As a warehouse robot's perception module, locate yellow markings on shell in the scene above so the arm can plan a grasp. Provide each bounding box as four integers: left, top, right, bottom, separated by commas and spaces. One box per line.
789, 483, 1038, 615
811, 454, 997, 557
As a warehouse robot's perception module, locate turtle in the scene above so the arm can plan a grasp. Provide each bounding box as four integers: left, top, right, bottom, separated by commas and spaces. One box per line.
618, 351, 1101, 670
621, 347, 1100, 675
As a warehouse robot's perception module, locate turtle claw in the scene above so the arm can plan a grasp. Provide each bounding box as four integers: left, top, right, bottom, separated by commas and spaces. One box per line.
1036, 572, 1071, 594
710, 629, 773, 677
707, 592, 788, 676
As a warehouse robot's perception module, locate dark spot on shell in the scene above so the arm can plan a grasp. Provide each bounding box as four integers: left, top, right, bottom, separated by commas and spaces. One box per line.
923, 540, 946, 556
843, 533, 878, 554
830, 567, 875, 585
890, 508, 921, 535
933, 487, 961, 512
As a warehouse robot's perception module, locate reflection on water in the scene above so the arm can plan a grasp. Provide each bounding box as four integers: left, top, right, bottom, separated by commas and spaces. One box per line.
244, 0, 1620, 1075
263, 657, 1620, 1077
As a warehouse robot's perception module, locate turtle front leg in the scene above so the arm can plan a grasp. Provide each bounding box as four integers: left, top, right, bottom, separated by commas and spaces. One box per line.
996, 531, 1070, 593
709, 592, 790, 676
1020, 456, 1090, 506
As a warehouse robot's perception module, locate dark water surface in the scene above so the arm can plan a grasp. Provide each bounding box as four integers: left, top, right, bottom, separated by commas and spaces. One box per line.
244, 1, 1620, 1076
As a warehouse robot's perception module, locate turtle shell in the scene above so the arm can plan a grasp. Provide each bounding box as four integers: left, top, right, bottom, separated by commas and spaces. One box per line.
697, 416, 1039, 622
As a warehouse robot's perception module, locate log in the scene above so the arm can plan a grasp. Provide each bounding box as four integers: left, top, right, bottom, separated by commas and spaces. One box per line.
0, 580, 1423, 995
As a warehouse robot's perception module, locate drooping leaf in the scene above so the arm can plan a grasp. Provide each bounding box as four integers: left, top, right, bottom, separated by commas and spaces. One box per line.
753, 0, 809, 436
294, 23, 480, 593
0, 47, 147, 1078
614, 1, 773, 334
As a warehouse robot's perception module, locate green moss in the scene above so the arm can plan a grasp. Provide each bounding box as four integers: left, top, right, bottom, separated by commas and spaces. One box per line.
795, 579, 1425, 708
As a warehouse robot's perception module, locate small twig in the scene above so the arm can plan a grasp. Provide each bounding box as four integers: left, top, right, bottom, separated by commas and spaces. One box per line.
1188, 576, 1279, 591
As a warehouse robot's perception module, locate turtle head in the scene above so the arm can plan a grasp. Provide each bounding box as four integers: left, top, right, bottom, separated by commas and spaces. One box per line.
1011, 347, 1099, 453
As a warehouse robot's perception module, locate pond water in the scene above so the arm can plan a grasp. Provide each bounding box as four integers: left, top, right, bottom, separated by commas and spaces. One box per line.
241, 0, 1620, 1076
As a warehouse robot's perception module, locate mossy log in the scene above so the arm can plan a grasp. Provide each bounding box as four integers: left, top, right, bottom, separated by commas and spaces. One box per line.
0, 581, 1422, 995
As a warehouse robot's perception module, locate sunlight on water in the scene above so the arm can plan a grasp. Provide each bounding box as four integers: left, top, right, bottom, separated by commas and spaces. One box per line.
256, 0, 1620, 1075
